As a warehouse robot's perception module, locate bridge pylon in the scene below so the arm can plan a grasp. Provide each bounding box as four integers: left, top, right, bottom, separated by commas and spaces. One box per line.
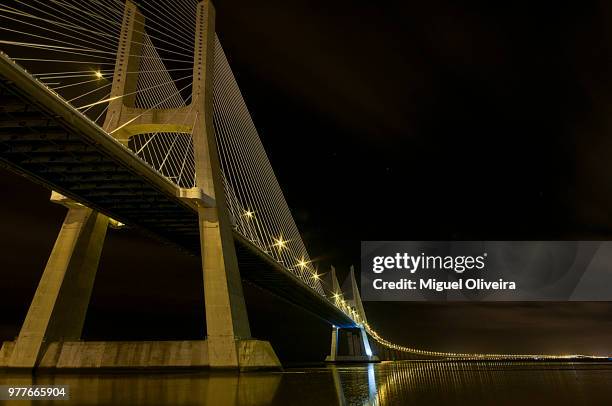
325, 266, 379, 363
2, 0, 280, 371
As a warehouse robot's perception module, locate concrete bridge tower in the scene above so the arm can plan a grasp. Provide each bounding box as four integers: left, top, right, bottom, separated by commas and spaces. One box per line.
2, 0, 280, 371
325, 266, 379, 363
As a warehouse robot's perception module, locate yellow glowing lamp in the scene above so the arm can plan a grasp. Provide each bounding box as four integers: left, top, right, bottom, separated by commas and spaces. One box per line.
272, 236, 287, 250
296, 257, 310, 270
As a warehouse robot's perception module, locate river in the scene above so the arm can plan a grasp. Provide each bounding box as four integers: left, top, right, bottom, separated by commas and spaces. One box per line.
1, 361, 611, 405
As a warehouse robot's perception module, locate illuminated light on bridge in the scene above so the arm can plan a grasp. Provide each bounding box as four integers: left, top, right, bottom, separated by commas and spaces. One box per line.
0, 0, 605, 371
272, 236, 288, 250
296, 257, 310, 270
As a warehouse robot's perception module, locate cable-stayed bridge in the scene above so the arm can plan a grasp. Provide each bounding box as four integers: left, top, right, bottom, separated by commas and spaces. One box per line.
0, 0, 598, 370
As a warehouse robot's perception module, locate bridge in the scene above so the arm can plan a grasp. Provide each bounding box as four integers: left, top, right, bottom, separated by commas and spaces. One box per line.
0, 0, 596, 370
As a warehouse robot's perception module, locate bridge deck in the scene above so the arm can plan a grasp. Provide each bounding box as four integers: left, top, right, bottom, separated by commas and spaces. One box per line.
0, 53, 354, 329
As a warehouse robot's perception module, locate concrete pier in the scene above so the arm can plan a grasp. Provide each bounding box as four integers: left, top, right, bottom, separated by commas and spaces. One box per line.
0, 340, 279, 370
326, 327, 380, 363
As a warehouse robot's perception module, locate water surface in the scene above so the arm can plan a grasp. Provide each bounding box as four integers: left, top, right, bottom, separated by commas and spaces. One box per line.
2, 361, 611, 405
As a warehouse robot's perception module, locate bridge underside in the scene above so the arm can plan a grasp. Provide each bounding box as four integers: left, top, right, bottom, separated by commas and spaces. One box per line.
0, 78, 201, 253
0, 57, 354, 330
235, 234, 354, 328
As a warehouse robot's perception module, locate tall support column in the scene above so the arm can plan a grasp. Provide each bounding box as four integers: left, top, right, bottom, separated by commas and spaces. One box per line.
328, 326, 339, 362
8, 205, 108, 369
193, 0, 252, 368
359, 327, 373, 357
103, 0, 144, 140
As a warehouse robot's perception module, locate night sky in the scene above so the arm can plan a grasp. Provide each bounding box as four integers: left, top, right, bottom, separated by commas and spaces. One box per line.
1, 0, 612, 361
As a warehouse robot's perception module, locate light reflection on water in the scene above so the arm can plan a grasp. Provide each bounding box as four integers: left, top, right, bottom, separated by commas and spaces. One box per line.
2, 361, 612, 405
